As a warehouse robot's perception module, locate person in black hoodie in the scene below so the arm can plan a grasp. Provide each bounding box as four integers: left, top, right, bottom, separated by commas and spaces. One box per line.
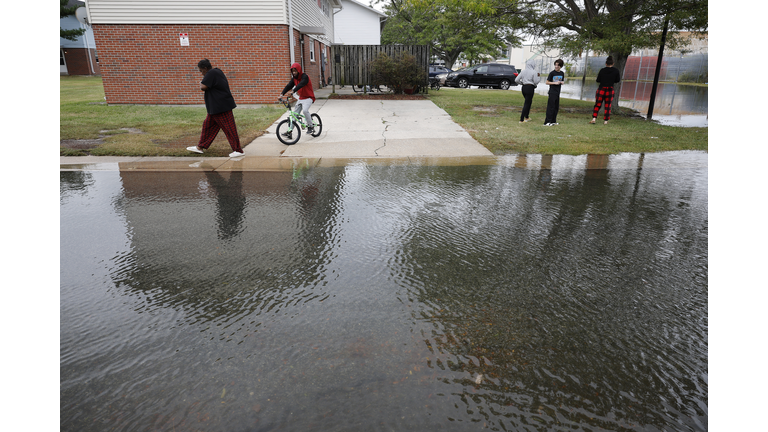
187, 59, 244, 157
590, 56, 621, 125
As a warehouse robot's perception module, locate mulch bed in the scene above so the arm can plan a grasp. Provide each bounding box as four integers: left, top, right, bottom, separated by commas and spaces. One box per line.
329, 94, 427, 100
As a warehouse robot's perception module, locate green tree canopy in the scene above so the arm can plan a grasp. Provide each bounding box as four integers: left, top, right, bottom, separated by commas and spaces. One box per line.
378, 0, 525, 68
60, 0, 86, 41
514, 0, 708, 97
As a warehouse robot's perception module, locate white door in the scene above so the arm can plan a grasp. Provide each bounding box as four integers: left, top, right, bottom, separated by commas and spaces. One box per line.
60, 49, 68, 74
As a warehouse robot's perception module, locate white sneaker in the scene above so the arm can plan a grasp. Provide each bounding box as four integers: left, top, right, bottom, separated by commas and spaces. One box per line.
186, 146, 204, 154
229, 151, 245, 158
544, 123, 553, 126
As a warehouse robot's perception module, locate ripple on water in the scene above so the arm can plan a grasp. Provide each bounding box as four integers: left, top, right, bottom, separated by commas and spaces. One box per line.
60, 158, 707, 431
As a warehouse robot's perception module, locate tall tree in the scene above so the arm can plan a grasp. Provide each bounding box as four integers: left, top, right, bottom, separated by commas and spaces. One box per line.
60, 0, 86, 41
514, 0, 708, 102
378, 0, 524, 68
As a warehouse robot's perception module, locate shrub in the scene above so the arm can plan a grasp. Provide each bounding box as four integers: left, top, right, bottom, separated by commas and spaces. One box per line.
564, 63, 575, 77
369, 52, 426, 94
678, 71, 708, 83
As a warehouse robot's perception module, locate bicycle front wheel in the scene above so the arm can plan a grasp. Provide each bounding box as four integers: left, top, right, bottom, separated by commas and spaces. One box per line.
276, 119, 300, 145
309, 114, 323, 137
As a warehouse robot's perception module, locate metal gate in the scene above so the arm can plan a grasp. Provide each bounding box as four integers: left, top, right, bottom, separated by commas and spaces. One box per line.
331, 45, 429, 89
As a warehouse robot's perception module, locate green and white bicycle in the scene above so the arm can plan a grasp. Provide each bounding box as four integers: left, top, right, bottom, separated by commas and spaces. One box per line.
275, 97, 323, 145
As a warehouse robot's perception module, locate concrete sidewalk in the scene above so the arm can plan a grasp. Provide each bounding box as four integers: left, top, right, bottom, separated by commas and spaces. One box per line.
60, 85, 494, 170
246, 86, 492, 158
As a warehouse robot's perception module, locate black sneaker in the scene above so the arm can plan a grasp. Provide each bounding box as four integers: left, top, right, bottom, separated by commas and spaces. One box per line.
281, 131, 292, 139
307, 127, 315, 135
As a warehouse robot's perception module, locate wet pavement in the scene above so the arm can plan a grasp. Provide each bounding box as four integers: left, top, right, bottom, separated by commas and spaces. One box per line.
59, 82, 712, 430
60, 151, 708, 431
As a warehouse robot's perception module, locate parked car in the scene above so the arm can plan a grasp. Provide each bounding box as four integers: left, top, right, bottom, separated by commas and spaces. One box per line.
436, 72, 450, 86
429, 65, 453, 78
444, 63, 518, 89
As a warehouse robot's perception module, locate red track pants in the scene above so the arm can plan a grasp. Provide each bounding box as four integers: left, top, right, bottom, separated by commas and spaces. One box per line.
198, 110, 242, 152
592, 87, 615, 121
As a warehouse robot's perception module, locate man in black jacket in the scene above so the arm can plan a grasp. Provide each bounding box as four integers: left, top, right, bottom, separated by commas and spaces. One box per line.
187, 59, 244, 157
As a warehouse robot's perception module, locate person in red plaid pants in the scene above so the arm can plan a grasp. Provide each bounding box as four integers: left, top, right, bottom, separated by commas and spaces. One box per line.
590, 56, 621, 125
187, 59, 244, 157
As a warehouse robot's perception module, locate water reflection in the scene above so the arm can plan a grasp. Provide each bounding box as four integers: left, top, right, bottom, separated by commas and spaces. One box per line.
391, 153, 706, 430
204, 171, 246, 240
61, 153, 707, 431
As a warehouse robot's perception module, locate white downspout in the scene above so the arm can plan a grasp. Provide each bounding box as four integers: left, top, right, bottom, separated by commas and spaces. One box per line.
288, 0, 295, 64
80, 1, 95, 74
81, 21, 94, 74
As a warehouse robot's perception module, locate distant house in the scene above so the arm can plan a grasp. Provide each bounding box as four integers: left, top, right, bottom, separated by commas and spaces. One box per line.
60, 0, 99, 75
333, 0, 387, 45
83, 0, 342, 104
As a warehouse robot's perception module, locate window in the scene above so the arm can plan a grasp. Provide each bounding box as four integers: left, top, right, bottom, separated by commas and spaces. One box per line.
322, 0, 330, 17
310, 40, 315, 62
476, 65, 488, 73
60, 49, 66, 66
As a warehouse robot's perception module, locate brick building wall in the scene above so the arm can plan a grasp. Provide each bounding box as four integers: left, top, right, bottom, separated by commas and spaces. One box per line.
63, 48, 101, 75
289, 30, 329, 89
92, 24, 329, 105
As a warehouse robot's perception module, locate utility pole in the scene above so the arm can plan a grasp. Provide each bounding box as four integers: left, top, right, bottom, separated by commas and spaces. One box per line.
647, 17, 669, 120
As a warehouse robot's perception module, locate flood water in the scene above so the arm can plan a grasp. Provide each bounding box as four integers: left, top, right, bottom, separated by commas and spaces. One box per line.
61, 153, 708, 431
510, 80, 708, 127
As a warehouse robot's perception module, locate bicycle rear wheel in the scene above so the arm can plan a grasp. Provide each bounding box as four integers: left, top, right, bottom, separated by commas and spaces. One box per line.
276, 119, 300, 145
309, 114, 322, 137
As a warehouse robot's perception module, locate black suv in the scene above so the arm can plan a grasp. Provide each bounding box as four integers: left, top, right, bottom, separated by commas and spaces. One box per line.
444, 63, 518, 89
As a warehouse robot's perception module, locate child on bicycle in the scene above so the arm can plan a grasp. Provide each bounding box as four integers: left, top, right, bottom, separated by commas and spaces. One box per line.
278, 63, 316, 135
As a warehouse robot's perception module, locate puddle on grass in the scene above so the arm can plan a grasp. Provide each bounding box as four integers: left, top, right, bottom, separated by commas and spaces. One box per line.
61, 152, 708, 431
61, 129, 146, 151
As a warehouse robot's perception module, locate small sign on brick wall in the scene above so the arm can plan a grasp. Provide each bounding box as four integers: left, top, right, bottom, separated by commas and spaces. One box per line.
179, 33, 189, 46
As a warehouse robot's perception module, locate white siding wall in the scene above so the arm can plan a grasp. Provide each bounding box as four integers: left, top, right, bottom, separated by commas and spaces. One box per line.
86, 0, 287, 24
86, 0, 337, 45
334, 0, 382, 45
290, 0, 335, 46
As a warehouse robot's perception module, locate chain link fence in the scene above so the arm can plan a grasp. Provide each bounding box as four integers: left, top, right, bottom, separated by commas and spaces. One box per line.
529, 53, 708, 84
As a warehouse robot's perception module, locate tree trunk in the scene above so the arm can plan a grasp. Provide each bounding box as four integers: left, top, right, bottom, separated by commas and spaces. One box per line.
610, 51, 630, 115
445, 49, 462, 69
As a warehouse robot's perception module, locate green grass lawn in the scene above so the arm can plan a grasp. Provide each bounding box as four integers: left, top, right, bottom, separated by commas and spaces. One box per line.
427, 88, 707, 155
61, 76, 707, 157
60, 76, 285, 157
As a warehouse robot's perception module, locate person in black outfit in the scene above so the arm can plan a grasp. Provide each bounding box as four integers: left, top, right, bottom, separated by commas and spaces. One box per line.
187, 59, 244, 157
590, 56, 621, 125
544, 59, 565, 126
